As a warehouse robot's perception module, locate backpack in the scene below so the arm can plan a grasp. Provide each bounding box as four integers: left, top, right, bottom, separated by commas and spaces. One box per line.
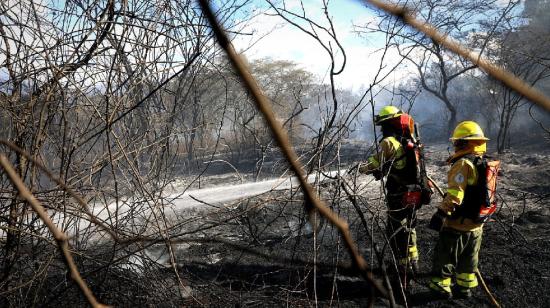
383, 112, 415, 138
452, 155, 501, 223
399, 136, 433, 208
386, 114, 433, 208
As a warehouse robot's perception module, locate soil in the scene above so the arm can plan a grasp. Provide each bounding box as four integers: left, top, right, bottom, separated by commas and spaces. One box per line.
5, 145, 549, 307
160, 145, 550, 307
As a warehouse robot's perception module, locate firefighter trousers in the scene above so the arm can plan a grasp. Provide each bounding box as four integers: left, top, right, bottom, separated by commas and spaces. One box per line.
431, 227, 483, 291
386, 197, 418, 267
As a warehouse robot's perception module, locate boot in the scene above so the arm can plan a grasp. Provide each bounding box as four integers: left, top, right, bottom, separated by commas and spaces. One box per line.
429, 277, 452, 299
454, 286, 472, 298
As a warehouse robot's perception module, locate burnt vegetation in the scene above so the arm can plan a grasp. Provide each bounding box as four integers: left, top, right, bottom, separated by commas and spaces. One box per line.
0, 0, 549, 307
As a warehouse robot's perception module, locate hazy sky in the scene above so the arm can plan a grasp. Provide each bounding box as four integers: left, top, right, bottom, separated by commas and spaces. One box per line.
233, 0, 406, 91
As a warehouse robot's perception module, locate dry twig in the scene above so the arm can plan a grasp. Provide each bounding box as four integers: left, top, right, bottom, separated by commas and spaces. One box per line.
197, 0, 388, 301
0, 155, 108, 308
363, 0, 550, 113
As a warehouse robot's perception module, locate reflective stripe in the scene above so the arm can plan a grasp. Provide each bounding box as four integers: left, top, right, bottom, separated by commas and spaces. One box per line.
457, 272, 478, 288
386, 137, 406, 169
431, 277, 451, 286
367, 156, 380, 168
408, 246, 419, 259
429, 277, 452, 293
447, 188, 464, 200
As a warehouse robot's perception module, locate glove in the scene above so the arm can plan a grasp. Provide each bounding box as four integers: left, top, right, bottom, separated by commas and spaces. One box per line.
358, 163, 369, 174
428, 209, 448, 231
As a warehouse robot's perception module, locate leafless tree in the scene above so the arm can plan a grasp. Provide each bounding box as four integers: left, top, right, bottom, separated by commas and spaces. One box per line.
0, 0, 255, 305
361, 0, 521, 136
1, 0, 547, 306
484, 30, 550, 151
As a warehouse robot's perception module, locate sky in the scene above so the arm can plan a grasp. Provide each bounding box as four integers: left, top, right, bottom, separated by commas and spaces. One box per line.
232, 0, 522, 92
233, 0, 408, 91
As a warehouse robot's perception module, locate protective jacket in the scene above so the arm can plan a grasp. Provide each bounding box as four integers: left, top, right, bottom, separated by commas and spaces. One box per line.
360, 134, 420, 270
430, 121, 491, 296
438, 149, 485, 232
359, 136, 417, 192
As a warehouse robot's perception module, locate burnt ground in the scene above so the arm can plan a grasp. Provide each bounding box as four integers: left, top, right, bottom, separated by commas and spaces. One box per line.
6, 146, 549, 307
139, 146, 549, 307
174, 146, 549, 308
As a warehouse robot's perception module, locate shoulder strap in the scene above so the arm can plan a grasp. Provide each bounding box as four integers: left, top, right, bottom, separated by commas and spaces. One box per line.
391, 136, 410, 161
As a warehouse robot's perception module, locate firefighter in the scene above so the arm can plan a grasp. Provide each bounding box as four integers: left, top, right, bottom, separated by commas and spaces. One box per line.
428, 121, 493, 299
359, 106, 424, 280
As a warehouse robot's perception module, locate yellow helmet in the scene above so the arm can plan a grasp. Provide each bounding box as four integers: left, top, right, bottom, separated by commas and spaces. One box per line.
450, 121, 489, 141
375, 106, 402, 125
